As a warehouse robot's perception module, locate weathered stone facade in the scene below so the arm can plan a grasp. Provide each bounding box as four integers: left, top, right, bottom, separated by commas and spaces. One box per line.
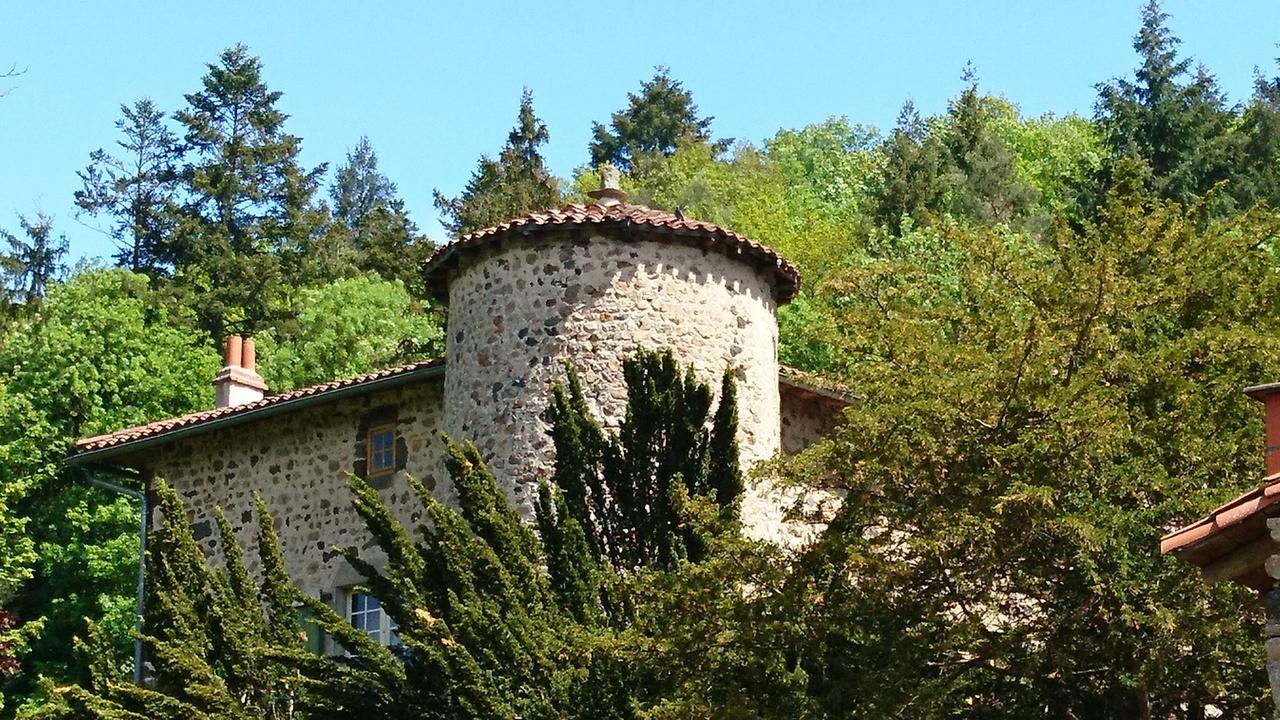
128, 379, 447, 596
77, 197, 848, 596
441, 230, 782, 527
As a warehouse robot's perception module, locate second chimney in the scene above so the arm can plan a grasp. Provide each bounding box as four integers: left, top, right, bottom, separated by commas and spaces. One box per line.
1246, 383, 1280, 477
213, 335, 268, 409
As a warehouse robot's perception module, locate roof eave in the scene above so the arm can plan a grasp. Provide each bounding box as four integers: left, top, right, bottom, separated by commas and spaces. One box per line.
67, 363, 446, 470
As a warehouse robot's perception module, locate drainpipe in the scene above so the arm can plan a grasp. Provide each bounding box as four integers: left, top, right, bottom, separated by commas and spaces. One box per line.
85, 471, 147, 686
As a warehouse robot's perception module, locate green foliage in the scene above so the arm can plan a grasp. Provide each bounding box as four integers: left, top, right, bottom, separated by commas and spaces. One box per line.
299, 353, 743, 718
774, 187, 1280, 715
546, 351, 740, 573
256, 276, 443, 391
1, 215, 68, 311
434, 89, 561, 235
1095, 0, 1243, 209
173, 44, 328, 337
0, 269, 218, 702
74, 99, 181, 276
321, 137, 429, 290
589, 67, 728, 172
28, 481, 315, 719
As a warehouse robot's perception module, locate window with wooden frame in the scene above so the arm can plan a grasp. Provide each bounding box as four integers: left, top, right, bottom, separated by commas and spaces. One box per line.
367, 425, 397, 477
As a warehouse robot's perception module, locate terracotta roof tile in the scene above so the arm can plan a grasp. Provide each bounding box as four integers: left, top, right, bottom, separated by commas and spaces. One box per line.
74, 359, 446, 454
1159, 473, 1280, 556
72, 358, 836, 459
421, 203, 802, 303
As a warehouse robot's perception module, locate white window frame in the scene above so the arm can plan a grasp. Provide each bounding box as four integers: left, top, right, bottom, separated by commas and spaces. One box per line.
345, 590, 399, 647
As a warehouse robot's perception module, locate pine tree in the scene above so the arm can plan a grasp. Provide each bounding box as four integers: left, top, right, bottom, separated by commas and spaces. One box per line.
434, 89, 561, 235
1240, 60, 1280, 208
74, 99, 182, 276
173, 44, 327, 337
871, 101, 949, 233
589, 67, 729, 172
942, 68, 1040, 228
325, 137, 427, 288
1095, 0, 1242, 207
0, 213, 68, 309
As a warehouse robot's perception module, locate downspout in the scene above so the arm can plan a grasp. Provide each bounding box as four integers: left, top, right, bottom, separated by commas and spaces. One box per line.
84, 470, 147, 686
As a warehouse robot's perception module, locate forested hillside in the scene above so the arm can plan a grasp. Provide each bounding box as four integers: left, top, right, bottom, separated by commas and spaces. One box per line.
3, 1, 1280, 715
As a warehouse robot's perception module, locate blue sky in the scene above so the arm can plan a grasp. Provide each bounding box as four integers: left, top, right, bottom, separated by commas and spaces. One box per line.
1, 1, 1277, 262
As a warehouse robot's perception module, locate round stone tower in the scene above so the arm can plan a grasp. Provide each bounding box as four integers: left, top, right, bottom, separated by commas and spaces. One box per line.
421, 173, 801, 519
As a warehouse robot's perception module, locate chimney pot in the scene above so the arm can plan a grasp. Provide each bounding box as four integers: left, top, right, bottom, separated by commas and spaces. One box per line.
225, 335, 243, 368
214, 334, 267, 409
1245, 383, 1280, 476
242, 338, 256, 372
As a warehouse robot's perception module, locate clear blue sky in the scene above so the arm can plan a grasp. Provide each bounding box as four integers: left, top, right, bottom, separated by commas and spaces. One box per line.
1, 1, 1277, 263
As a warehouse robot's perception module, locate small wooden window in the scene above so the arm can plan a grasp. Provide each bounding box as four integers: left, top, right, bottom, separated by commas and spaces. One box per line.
368, 425, 396, 476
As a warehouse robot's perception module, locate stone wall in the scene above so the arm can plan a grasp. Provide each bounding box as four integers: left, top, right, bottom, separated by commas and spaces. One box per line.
441, 229, 783, 527
780, 388, 845, 454
136, 379, 447, 596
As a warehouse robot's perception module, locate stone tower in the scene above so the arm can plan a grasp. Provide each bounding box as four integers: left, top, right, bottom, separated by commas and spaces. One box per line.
421, 175, 801, 528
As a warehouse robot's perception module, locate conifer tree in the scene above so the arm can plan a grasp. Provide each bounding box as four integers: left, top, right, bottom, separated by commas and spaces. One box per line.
871, 101, 949, 233
39, 352, 743, 719
589, 67, 729, 172
74, 99, 182, 276
173, 44, 327, 337
434, 89, 561, 236
1095, 0, 1241, 207
1240, 60, 1280, 208
30, 481, 315, 720
941, 69, 1041, 229
325, 137, 426, 288
0, 213, 68, 310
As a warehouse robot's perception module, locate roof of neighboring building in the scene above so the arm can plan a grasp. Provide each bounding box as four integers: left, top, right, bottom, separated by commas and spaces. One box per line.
420, 202, 802, 304
1159, 474, 1280, 592
69, 359, 848, 467
71, 359, 448, 464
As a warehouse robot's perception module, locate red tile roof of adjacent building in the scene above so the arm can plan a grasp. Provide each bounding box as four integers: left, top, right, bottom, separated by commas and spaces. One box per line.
70, 359, 846, 461
1159, 474, 1280, 592
420, 203, 802, 303
73, 359, 448, 456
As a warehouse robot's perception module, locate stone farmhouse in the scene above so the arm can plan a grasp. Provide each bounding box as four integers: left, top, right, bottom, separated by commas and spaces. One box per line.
66, 178, 847, 650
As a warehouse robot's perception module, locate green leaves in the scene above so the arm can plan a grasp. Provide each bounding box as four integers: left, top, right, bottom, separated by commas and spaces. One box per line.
255, 276, 443, 391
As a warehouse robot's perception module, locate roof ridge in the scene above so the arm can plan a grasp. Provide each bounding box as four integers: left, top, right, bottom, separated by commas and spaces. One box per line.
421, 202, 801, 303
74, 358, 446, 453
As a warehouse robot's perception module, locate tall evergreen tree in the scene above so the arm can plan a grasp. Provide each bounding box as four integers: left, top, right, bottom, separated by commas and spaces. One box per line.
871, 101, 949, 233
941, 69, 1040, 228
74, 99, 181, 276
1240, 60, 1280, 208
434, 89, 561, 235
1095, 0, 1241, 207
0, 214, 67, 309
173, 44, 327, 337
325, 137, 426, 287
589, 67, 728, 172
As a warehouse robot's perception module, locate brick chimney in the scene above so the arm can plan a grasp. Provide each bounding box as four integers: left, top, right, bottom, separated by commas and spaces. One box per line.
1246, 383, 1280, 477
213, 335, 267, 408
